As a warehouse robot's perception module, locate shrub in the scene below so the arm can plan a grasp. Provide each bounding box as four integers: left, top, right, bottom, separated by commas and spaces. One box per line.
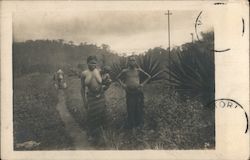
100, 82, 215, 150
165, 31, 215, 105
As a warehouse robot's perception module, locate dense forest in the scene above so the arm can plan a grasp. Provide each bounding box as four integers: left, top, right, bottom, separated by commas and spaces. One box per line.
13, 40, 120, 77
13, 32, 213, 75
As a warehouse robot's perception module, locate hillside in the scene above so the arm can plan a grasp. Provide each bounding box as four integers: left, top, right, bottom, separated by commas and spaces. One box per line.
13, 40, 120, 77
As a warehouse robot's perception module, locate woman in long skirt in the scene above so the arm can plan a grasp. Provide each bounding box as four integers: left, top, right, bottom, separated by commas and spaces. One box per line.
80, 56, 110, 143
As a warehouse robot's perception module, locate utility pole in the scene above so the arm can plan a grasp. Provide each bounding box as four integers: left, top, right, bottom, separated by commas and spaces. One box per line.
165, 10, 172, 81
190, 33, 194, 43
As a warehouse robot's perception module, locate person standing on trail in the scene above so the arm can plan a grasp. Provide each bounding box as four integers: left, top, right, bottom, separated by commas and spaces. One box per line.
116, 56, 151, 129
53, 68, 67, 89
80, 56, 111, 143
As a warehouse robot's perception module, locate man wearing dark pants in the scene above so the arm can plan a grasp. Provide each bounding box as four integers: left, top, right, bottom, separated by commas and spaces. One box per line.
116, 56, 151, 129
126, 87, 144, 128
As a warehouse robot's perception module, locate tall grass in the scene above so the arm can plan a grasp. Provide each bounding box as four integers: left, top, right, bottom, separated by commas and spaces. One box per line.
13, 73, 73, 150
64, 77, 87, 130
98, 82, 215, 150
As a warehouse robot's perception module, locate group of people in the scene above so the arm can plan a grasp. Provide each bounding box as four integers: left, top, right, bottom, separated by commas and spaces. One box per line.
54, 55, 152, 143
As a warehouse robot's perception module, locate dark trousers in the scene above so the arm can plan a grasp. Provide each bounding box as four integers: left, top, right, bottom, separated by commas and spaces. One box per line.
126, 88, 144, 129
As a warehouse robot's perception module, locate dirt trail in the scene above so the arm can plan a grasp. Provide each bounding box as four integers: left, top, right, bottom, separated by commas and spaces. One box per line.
56, 90, 92, 149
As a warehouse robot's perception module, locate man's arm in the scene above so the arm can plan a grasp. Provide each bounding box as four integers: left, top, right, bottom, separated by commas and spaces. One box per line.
80, 72, 87, 108
116, 69, 126, 89
139, 68, 151, 86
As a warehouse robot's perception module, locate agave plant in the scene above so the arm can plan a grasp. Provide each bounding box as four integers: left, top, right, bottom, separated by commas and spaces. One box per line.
165, 31, 215, 105
110, 54, 165, 83
110, 57, 127, 81
136, 54, 166, 82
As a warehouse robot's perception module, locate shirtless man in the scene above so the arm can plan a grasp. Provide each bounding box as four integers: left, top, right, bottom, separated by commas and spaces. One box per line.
116, 56, 151, 129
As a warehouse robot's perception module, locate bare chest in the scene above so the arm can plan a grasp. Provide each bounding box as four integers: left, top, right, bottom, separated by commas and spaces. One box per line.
125, 70, 139, 78
84, 71, 98, 84
124, 70, 140, 83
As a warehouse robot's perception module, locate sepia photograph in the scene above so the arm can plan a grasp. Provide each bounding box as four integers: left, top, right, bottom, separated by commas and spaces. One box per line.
1, 1, 249, 160
12, 10, 215, 150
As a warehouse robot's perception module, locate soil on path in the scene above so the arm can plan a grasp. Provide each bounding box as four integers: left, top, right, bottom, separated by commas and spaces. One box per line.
56, 90, 92, 149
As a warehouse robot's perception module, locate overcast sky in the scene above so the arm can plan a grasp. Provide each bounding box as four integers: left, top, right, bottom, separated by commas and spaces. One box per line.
13, 10, 213, 54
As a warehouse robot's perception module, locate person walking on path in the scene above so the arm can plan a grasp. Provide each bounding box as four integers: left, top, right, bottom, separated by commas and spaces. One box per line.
53, 68, 67, 89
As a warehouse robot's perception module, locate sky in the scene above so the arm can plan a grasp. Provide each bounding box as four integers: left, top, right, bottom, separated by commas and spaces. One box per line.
13, 10, 213, 54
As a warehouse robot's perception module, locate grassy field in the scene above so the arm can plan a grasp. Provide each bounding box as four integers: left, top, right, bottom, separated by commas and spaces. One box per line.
65, 77, 215, 150
64, 77, 87, 130
13, 73, 215, 150
13, 73, 73, 150
12, 31, 215, 150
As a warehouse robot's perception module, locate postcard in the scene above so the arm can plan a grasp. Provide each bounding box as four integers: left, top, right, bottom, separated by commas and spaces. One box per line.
1, 0, 249, 159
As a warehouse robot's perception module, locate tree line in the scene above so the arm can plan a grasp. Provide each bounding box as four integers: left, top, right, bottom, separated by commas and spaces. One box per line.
13, 31, 214, 104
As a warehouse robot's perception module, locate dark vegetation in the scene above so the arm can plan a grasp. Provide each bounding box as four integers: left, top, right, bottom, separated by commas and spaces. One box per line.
13, 40, 120, 77
13, 73, 73, 150
165, 32, 214, 105
110, 31, 214, 105
65, 79, 214, 149
103, 81, 214, 149
13, 31, 215, 150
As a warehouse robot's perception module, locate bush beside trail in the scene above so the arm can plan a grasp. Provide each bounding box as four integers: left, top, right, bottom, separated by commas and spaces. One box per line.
13, 73, 73, 150
64, 77, 87, 130
65, 78, 215, 150
101, 81, 215, 150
